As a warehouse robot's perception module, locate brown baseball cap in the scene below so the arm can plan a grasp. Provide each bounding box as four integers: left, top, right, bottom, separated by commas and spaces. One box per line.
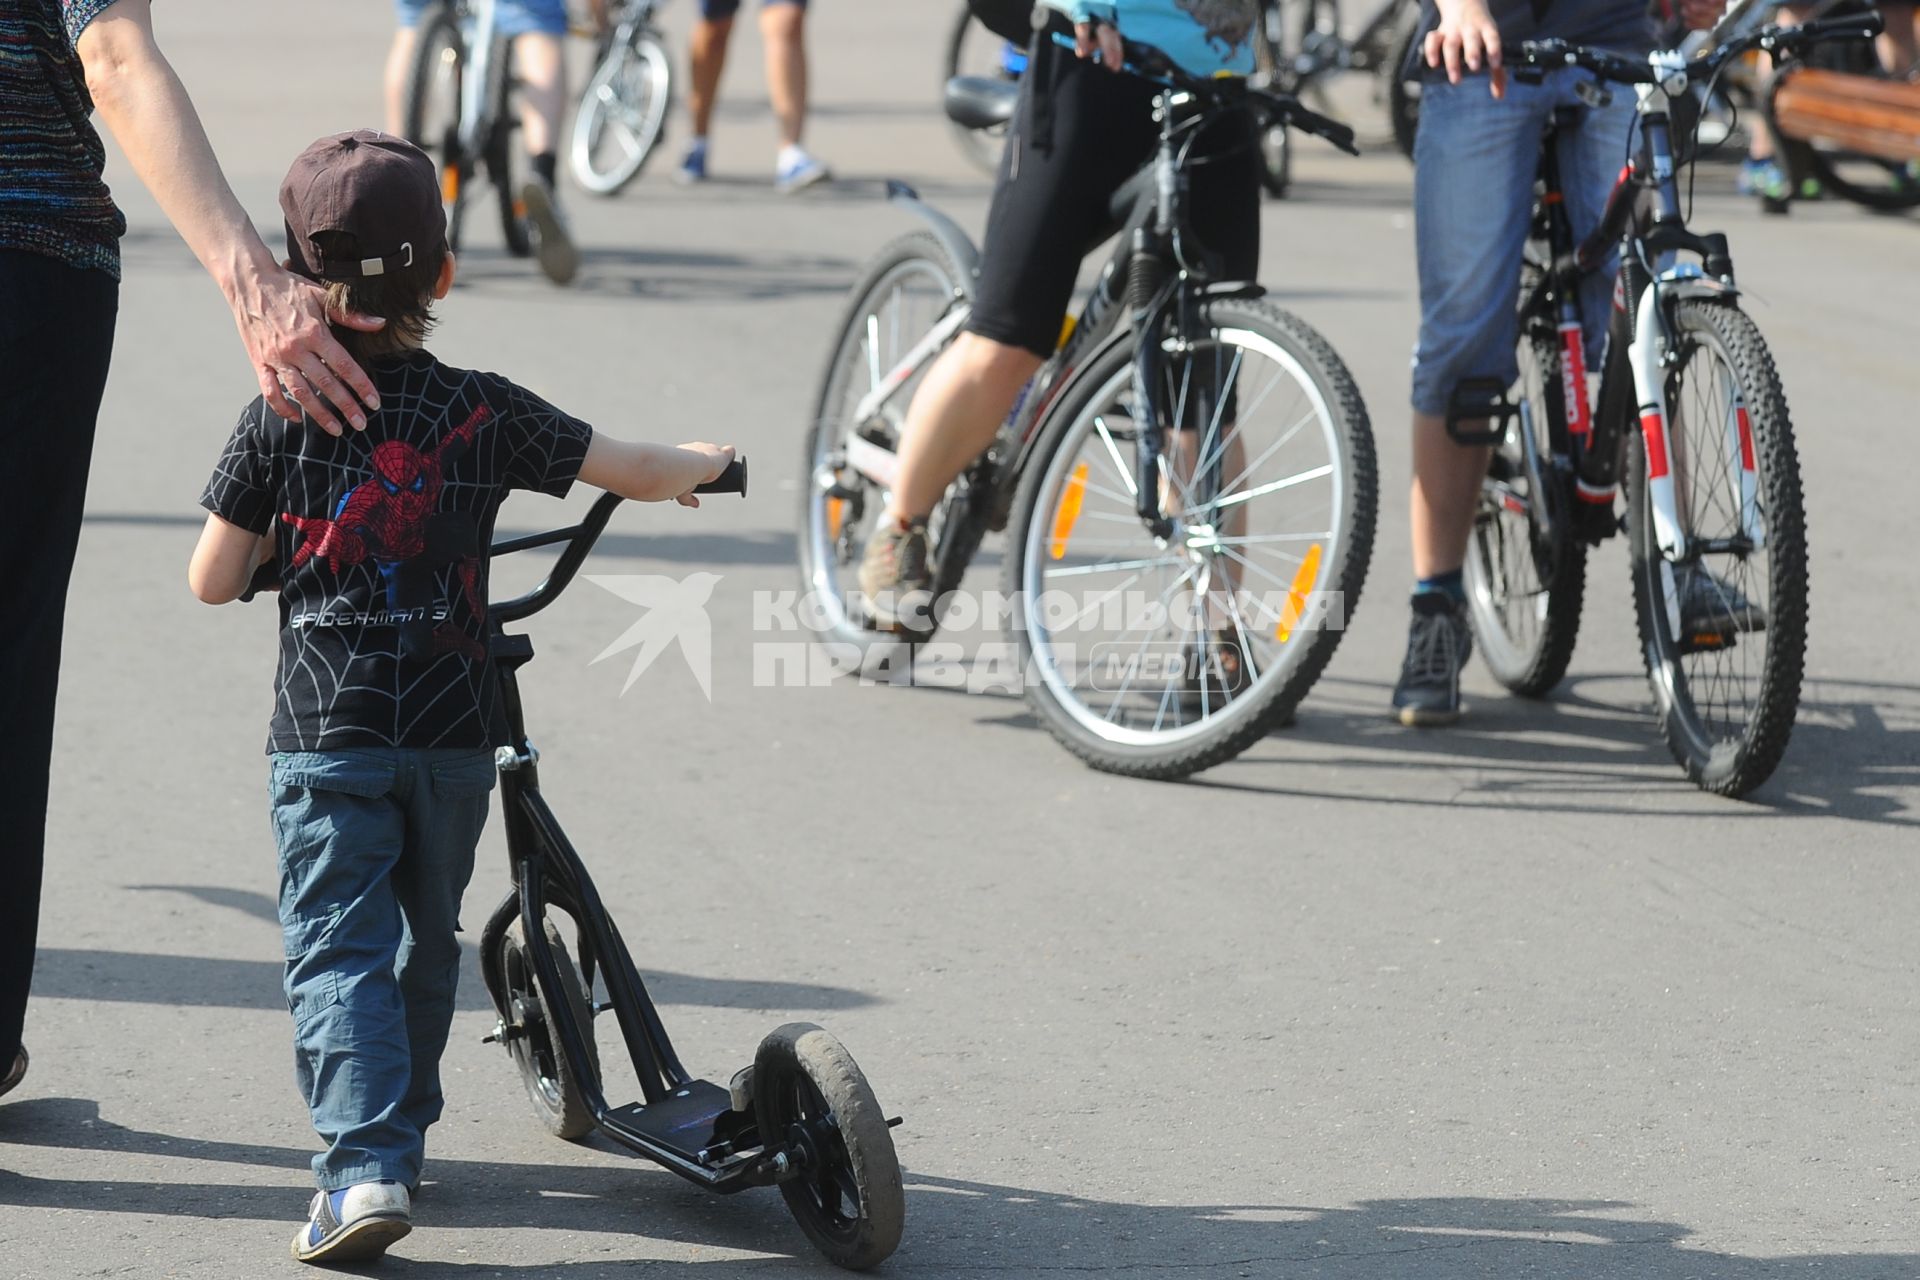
280, 129, 446, 282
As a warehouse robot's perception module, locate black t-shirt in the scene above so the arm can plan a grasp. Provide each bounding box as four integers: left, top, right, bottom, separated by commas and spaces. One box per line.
201, 350, 593, 753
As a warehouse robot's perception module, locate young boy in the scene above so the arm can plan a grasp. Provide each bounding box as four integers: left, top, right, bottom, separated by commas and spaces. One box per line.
187, 130, 732, 1265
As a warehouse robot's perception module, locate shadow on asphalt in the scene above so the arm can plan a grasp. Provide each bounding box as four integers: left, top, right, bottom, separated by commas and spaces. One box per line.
0, 1099, 1911, 1276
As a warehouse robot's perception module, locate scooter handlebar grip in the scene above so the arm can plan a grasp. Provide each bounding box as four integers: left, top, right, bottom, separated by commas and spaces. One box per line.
693, 456, 748, 497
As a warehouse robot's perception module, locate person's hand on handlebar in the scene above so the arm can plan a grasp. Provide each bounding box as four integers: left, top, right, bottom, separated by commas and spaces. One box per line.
673, 442, 737, 508
1426, 0, 1507, 98
1072, 15, 1125, 71
577, 436, 736, 506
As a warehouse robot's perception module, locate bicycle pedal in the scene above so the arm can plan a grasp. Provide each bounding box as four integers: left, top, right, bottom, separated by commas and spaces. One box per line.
1679, 631, 1736, 654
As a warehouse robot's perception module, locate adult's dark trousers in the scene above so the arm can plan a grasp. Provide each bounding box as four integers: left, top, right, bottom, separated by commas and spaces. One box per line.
0, 250, 118, 1067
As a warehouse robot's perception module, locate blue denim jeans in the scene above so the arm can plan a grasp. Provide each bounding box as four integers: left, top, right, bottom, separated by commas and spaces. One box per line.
269, 747, 495, 1190
1410, 69, 1639, 416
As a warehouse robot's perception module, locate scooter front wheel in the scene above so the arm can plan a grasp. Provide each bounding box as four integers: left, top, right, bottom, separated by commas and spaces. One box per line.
754, 1023, 903, 1270
494, 917, 599, 1140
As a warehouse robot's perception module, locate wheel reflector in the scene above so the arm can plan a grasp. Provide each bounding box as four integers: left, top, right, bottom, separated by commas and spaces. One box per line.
1049, 462, 1088, 560
827, 496, 846, 541
1274, 542, 1323, 643
441, 166, 459, 202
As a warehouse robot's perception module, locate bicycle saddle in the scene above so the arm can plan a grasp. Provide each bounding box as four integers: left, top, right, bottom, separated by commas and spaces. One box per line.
944, 76, 1019, 131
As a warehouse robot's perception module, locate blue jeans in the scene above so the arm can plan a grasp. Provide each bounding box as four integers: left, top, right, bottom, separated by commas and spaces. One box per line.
270, 747, 495, 1190
394, 0, 566, 37
1410, 69, 1638, 416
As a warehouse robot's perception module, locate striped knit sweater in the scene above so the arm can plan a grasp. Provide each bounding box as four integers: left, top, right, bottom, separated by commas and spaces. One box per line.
1, 0, 124, 279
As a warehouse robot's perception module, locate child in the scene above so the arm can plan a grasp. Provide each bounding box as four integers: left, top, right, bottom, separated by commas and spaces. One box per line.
187, 130, 732, 1265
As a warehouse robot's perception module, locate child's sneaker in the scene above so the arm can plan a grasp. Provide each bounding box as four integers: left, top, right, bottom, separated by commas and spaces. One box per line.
291, 1180, 411, 1265
676, 139, 709, 185
774, 144, 830, 194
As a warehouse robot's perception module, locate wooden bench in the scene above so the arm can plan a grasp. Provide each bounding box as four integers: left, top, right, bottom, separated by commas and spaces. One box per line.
1771, 66, 1920, 162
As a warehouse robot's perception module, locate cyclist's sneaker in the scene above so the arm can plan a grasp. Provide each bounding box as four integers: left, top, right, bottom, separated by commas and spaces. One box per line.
0, 1046, 26, 1100
1675, 565, 1766, 651
1740, 158, 1790, 202
857, 516, 932, 632
677, 139, 709, 185
1391, 592, 1473, 727
291, 1180, 411, 1265
774, 145, 831, 194
519, 179, 579, 286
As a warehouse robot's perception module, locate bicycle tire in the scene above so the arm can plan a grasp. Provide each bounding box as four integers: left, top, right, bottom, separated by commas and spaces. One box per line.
570, 28, 674, 196
800, 230, 972, 654
487, 47, 534, 258
945, 5, 1014, 176
1004, 296, 1376, 780
1252, 11, 1293, 197
1627, 298, 1806, 797
1385, 15, 1422, 161
403, 3, 463, 154
1464, 329, 1587, 697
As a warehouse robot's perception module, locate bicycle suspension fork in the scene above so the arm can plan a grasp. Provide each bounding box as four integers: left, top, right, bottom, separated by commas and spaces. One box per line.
1128, 143, 1181, 541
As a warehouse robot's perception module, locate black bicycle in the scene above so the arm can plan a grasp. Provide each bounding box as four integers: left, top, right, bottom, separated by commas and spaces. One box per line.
1461, 11, 1879, 796
1272, 0, 1424, 158
804, 41, 1377, 780
475, 462, 907, 1270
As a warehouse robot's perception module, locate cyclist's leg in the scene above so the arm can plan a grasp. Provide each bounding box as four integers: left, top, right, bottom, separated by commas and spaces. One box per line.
385, 0, 430, 136
1554, 74, 1638, 396
1879, 0, 1917, 78
763, 0, 808, 149
890, 44, 1158, 524
1743, 2, 1814, 194
499, 2, 568, 180
1409, 73, 1550, 581
688, 0, 739, 145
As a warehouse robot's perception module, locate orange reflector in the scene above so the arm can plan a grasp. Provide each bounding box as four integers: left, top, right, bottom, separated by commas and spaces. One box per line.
1056, 313, 1078, 352
1049, 462, 1088, 560
1275, 543, 1323, 643
441, 166, 459, 202
826, 495, 846, 541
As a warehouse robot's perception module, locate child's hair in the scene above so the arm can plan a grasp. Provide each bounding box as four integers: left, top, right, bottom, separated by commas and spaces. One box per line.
311, 230, 447, 362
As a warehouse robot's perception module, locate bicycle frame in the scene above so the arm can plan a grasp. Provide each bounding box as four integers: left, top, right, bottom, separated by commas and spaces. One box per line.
474, 492, 779, 1194
455, 0, 500, 158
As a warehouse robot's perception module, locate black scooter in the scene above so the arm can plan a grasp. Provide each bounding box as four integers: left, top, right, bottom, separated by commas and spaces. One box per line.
477, 459, 906, 1270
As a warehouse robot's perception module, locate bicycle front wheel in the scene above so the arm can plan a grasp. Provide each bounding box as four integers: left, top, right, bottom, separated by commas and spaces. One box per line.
1005, 297, 1376, 779
570, 29, 673, 195
1628, 299, 1807, 797
404, 4, 463, 156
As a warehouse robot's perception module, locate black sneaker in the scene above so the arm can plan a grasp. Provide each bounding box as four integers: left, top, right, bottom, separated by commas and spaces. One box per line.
1676, 565, 1766, 652
520, 179, 579, 286
0, 1046, 26, 1100
1391, 592, 1473, 727
857, 517, 932, 632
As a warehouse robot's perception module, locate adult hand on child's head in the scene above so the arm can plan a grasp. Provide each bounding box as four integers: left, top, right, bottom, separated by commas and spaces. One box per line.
1426, 0, 1507, 98
236, 261, 385, 435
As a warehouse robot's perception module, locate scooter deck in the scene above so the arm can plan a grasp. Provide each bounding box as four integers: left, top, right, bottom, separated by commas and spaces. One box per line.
602, 1079, 764, 1187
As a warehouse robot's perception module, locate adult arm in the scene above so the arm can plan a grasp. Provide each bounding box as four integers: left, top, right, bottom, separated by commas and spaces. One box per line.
74, 0, 384, 434
1425, 0, 1507, 97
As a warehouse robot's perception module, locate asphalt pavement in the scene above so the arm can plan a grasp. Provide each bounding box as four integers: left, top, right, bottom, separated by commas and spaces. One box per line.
3, 2, 1918, 1277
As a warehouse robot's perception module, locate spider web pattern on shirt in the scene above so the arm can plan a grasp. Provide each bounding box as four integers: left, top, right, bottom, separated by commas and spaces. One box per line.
201, 352, 593, 753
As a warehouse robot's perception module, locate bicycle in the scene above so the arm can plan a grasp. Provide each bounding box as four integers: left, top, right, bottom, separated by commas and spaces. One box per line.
475, 464, 909, 1271
1270, 0, 1424, 158
805, 41, 1377, 780
1459, 8, 1879, 795
570, 0, 675, 196
403, 0, 534, 258
943, 4, 1297, 196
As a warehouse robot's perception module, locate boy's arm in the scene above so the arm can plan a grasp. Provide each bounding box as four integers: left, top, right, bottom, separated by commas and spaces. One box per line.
188, 513, 274, 605
577, 436, 735, 506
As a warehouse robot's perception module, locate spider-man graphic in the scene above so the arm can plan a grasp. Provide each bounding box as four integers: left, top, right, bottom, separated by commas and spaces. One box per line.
283, 403, 494, 660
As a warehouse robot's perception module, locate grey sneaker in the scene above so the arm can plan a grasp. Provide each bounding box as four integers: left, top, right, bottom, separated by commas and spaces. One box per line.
1675, 565, 1766, 651
1391, 592, 1473, 727
291, 1180, 411, 1265
520, 179, 579, 286
857, 517, 932, 631
0, 1046, 26, 1100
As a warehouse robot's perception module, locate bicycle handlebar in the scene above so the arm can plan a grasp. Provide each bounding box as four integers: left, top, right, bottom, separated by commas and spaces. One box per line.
1516, 10, 1884, 87
1046, 32, 1359, 155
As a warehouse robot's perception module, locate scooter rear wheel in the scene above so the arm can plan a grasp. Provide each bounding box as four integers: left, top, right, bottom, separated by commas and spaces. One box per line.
754, 1023, 903, 1270
496, 917, 599, 1140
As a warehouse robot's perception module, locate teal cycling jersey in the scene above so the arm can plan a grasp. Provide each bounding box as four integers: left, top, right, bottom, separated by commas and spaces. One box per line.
1037, 0, 1259, 77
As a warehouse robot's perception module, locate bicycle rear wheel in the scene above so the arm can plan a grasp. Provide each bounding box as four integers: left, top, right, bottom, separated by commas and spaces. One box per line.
1464, 329, 1586, 697
1628, 299, 1806, 796
800, 230, 970, 653
487, 47, 533, 258
945, 4, 1020, 176
403, 3, 463, 156
1252, 8, 1292, 197
570, 28, 673, 195
1005, 297, 1375, 779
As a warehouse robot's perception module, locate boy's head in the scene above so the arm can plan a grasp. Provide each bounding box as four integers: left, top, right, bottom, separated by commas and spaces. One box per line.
281, 130, 453, 362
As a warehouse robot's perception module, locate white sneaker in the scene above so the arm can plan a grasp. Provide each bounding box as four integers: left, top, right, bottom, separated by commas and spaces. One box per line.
291, 1180, 412, 1264
774, 146, 831, 194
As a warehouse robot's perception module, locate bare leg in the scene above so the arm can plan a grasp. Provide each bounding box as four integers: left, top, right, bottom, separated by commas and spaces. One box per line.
1879, 2, 1918, 77
688, 17, 735, 138
384, 27, 419, 137
513, 32, 567, 160
1410, 410, 1489, 579
761, 2, 808, 150
890, 333, 1043, 521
